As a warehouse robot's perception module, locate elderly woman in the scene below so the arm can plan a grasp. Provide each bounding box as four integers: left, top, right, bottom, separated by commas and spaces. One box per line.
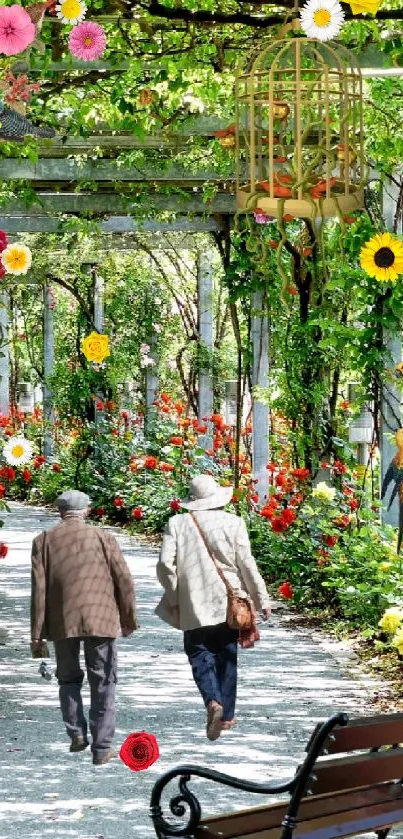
155, 474, 271, 741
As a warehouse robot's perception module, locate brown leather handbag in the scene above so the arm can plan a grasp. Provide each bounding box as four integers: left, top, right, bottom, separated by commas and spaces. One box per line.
190, 513, 253, 631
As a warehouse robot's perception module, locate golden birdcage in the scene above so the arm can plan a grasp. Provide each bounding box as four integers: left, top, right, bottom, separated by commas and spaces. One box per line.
235, 35, 367, 219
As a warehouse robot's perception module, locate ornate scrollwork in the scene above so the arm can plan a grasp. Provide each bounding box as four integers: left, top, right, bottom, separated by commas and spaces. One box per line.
150, 772, 202, 837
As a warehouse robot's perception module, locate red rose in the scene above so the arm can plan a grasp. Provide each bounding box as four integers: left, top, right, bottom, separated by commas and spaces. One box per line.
282, 508, 296, 525
22, 469, 31, 483
170, 436, 183, 446
113, 498, 123, 508
275, 472, 287, 488
169, 499, 181, 512
132, 507, 143, 520
144, 455, 158, 470
334, 514, 350, 529
349, 498, 359, 511
324, 535, 338, 547
333, 459, 347, 475
0, 483, 5, 497
119, 731, 159, 772
0, 542, 8, 558
34, 455, 46, 469
160, 462, 174, 473
0, 466, 15, 481
278, 581, 293, 600
52, 464, 61, 473
271, 516, 287, 533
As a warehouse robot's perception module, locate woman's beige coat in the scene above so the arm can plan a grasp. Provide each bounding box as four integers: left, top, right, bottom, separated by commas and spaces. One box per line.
155, 510, 270, 631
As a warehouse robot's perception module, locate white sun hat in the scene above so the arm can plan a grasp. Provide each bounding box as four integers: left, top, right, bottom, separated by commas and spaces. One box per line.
181, 474, 233, 511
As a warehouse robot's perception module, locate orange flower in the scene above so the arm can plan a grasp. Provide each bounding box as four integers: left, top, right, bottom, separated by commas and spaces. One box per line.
160, 462, 174, 472
170, 436, 183, 446
144, 455, 158, 470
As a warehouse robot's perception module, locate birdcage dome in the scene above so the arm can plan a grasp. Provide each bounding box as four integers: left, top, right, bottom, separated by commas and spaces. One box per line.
235, 37, 367, 219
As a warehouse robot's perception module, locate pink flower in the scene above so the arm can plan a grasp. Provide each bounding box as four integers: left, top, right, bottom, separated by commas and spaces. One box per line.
0, 231, 8, 253
68, 21, 106, 61
0, 6, 36, 56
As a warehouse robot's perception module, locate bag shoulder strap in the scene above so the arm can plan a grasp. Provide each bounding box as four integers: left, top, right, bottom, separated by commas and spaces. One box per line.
189, 512, 235, 597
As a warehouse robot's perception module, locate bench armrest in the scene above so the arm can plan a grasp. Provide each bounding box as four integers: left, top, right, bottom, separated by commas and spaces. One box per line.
150, 712, 348, 838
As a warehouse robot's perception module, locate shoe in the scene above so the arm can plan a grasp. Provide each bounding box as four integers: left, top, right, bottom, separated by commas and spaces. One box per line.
69, 736, 89, 753
0, 102, 55, 142
206, 701, 223, 741
93, 748, 117, 766
221, 718, 237, 731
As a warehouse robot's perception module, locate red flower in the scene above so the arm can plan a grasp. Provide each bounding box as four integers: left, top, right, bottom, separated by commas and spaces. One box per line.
349, 498, 359, 510
33, 455, 46, 468
333, 459, 347, 475
260, 506, 275, 519
275, 472, 287, 488
0, 466, 15, 481
144, 455, 158, 470
52, 463, 61, 473
22, 468, 31, 483
282, 508, 296, 525
334, 514, 350, 529
111, 428, 118, 436
113, 498, 123, 508
169, 499, 181, 512
96, 507, 106, 517
160, 392, 171, 404
119, 731, 159, 772
160, 462, 174, 473
132, 507, 143, 520
340, 400, 350, 410
266, 463, 278, 473
324, 534, 338, 547
291, 467, 310, 481
0, 483, 5, 497
95, 398, 104, 411
271, 516, 287, 532
278, 581, 293, 600
106, 401, 116, 411
0, 542, 8, 558
170, 436, 183, 446
0, 230, 8, 253
211, 413, 225, 429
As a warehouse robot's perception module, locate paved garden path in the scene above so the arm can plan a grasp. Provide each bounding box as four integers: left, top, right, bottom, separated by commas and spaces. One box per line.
0, 503, 389, 839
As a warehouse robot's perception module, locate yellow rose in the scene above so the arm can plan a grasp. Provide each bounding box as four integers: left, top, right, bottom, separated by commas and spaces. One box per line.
348, 0, 382, 14
379, 562, 392, 573
379, 607, 403, 635
81, 332, 110, 364
124, 432, 132, 441
312, 482, 336, 503
392, 628, 403, 656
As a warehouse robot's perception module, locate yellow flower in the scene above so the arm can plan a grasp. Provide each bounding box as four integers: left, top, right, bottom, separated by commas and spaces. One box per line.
81, 332, 110, 364
379, 562, 392, 573
392, 628, 403, 656
360, 232, 403, 283
379, 607, 403, 635
1, 244, 32, 276
312, 481, 336, 503
56, 0, 86, 23
347, 0, 382, 13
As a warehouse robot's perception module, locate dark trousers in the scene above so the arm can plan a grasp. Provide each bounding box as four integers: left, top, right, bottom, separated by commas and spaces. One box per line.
184, 622, 238, 722
54, 637, 117, 759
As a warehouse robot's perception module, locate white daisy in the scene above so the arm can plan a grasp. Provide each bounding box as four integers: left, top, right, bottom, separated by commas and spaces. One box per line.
56, 0, 86, 24
3, 437, 33, 466
300, 0, 345, 41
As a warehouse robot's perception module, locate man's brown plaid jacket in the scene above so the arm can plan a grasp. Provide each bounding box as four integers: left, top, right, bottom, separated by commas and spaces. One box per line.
31, 518, 138, 641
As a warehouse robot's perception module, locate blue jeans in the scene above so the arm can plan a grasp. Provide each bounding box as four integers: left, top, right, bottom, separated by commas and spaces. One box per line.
184, 622, 238, 722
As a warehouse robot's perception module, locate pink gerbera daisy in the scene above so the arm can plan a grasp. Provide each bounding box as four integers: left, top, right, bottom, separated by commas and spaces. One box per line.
0, 5, 36, 56
68, 21, 106, 61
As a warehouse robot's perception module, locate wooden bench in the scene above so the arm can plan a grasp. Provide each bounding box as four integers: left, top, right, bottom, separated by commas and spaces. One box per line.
150, 711, 403, 839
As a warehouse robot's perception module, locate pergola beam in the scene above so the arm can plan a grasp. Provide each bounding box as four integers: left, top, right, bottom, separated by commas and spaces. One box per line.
0, 215, 228, 233
1, 192, 236, 215
0, 158, 229, 183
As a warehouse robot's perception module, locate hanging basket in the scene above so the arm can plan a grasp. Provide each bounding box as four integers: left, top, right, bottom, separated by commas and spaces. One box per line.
235, 37, 367, 220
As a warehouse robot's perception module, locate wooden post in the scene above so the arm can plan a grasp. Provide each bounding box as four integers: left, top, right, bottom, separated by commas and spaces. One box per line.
251, 290, 269, 503
381, 177, 402, 527
43, 285, 54, 458
0, 292, 9, 416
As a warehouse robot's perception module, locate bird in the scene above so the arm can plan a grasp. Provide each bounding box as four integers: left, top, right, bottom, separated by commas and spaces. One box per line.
25, 0, 56, 52
0, 101, 55, 141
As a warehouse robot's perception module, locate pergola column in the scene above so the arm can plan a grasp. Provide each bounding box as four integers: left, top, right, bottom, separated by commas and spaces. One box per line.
43, 285, 55, 458
381, 176, 402, 526
197, 252, 214, 422
0, 293, 10, 416
251, 290, 269, 503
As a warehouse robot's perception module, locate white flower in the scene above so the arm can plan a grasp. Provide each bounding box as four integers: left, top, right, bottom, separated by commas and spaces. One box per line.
140, 343, 150, 354
153, 324, 162, 333
167, 359, 176, 370
140, 356, 156, 368
312, 481, 336, 503
300, 0, 344, 40
183, 94, 205, 114
154, 297, 162, 305
3, 436, 33, 466
56, 0, 86, 23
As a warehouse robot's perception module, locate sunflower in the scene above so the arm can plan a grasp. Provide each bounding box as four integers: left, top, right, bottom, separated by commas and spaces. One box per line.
1, 243, 32, 276
56, 0, 86, 24
3, 436, 33, 466
360, 232, 403, 283
300, 0, 344, 40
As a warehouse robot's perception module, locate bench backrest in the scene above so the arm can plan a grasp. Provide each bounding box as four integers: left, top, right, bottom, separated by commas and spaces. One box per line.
306, 712, 403, 797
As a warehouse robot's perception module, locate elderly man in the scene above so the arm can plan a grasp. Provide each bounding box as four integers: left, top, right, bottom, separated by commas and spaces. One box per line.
31, 490, 138, 765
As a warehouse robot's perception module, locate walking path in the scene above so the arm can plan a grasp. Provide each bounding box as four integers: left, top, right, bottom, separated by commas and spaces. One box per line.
0, 503, 389, 839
